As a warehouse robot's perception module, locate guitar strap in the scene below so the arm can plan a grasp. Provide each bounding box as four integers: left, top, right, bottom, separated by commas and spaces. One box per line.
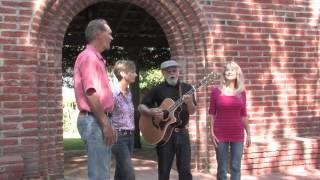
177, 83, 183, 125
179, 82, 182, 98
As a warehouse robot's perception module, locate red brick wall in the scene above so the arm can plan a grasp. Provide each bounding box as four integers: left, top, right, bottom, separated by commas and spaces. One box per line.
0, 0, 319, 178
0, 155, 23, 180
0, 0, 64, 178
200, 0, 320, 174
203, 0, 320, 138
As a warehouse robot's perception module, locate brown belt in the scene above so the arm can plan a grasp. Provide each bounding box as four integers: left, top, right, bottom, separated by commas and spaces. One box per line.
79, 110, 93, 116
79, 111, 111, 116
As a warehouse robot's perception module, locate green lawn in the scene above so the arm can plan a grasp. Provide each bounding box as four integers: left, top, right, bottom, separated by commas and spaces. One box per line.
64, 138, 85, 151
63, 134, 153, 151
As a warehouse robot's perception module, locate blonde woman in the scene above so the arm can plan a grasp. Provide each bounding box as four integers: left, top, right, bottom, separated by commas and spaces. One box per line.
209, 61, 251, 180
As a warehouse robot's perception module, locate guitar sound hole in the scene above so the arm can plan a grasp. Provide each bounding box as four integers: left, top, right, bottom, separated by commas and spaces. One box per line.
163, 110, 169, 120
159, 121, 165, 130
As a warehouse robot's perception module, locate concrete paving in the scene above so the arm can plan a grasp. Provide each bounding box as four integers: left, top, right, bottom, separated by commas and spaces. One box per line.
64, 147, 320, 180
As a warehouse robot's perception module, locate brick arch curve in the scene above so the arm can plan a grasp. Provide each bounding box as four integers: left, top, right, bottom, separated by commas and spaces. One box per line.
27, 0, 212, 177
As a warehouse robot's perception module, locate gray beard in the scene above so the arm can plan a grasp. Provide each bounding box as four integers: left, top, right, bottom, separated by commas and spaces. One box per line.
166, 77, 178, 86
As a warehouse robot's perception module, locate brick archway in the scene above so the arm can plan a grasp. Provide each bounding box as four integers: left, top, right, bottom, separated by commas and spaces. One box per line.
20, 0, 212, 178
1, 1, 320, 179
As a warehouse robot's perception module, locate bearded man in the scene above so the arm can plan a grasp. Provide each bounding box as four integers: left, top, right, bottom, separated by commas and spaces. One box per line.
138, 60, 197, 180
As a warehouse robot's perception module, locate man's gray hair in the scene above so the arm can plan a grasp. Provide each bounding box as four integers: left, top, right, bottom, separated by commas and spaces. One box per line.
85, 19, 108, 43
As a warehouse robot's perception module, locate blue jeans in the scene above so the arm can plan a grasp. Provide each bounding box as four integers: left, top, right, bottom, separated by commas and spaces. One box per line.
156, 129, 192, 180
216, 142, 244, 180
77, 113, 112, 180
111, 134, 135, 180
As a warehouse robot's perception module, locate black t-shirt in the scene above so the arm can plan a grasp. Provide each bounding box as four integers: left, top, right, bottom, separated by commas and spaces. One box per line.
141, 81, 196, 128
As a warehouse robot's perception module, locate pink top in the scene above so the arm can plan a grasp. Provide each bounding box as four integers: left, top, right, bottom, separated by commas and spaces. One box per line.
73, 45, 114, 112
209, 87, 247, 142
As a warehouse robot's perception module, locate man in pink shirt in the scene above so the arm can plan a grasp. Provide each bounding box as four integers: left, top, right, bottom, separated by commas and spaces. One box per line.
73, 19, 116, 180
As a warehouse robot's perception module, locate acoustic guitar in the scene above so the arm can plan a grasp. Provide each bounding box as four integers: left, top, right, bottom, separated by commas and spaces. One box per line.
139, 72, 217, 146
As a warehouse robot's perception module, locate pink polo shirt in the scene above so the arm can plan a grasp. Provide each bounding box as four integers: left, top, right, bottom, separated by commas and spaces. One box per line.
73, 45, 114, 112
209, 87, 247, 142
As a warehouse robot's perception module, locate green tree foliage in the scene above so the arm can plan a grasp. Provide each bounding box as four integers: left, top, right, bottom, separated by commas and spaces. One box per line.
137, 47, 170, 70
63, 98, 78, 134
139, 69, 163, 94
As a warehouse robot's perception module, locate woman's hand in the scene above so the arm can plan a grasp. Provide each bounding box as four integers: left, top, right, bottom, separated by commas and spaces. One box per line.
246, 134, 251, 147
211, 133, 219, 148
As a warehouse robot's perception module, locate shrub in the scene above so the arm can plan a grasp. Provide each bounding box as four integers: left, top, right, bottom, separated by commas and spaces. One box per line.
139, 69, 163, 94
63, 98, 78, 134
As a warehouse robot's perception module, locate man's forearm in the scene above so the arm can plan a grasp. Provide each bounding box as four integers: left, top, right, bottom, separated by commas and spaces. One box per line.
138, 104, 151, 116
186, 102, 196, 114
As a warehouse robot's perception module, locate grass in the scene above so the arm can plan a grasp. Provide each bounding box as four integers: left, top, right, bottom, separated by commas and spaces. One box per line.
63, 132, 153, 151
140, 135, 155, 148
64, 138, 85, 151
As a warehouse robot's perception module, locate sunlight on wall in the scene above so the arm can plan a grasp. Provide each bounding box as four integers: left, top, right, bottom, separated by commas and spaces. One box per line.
33, 0, 44, 12
310, 0, 320, 27
28, 0, 62, 46
312, 0, 320, 117
24, 0, 47, 45
270, 67, 298, 137
268, 140, 279, 151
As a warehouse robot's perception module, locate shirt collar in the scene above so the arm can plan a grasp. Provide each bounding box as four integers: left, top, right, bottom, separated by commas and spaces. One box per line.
86, 44, 106, 63
112, 83, 131, 97
112, 83, 121, 95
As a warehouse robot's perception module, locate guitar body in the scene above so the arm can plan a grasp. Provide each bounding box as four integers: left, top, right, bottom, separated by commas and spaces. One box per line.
139, 98, 179, 146
139, 72, 217, 146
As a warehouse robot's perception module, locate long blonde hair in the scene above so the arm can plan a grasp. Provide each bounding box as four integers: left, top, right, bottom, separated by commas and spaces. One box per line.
220, 61, 245, 95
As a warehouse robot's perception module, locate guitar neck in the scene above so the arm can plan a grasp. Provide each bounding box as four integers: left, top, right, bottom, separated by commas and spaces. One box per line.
167, 81, 205, 113
166, 72, 216, 113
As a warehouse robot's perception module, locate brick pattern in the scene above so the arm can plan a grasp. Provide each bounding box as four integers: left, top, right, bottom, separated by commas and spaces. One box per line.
201, 1, 320, 133
0, 155, 23, 180
0, 0, 319, 178
241, 137, 320, 175
204, 137, 320, 175
198, 0, 320, 173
